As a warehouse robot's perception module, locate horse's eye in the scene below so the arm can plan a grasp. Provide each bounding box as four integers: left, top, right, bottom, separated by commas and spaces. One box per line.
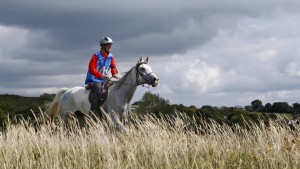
140, 67, 146, 71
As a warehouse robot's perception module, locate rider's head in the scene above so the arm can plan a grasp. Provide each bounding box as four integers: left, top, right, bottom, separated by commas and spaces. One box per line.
100, 36, 113, 53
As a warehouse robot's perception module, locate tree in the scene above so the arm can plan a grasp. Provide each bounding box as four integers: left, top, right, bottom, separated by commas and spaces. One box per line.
244, 105, 254, 112
171, 104, 197, 116
265, 103, 272, 112
292, 102, 300, 109
39, 93, 55, 101
136, 92, 172, 115
271, 102, 292, 113
251, 99, 263, 111
292, 102, 300, 114
195, 107, 223, 124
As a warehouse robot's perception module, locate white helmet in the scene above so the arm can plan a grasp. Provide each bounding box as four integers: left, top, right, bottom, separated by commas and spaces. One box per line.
100, 36, 114, 46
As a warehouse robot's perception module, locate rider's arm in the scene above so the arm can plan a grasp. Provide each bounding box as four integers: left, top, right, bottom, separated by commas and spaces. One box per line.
110, 57, 118, 75
88, 54, 103, 78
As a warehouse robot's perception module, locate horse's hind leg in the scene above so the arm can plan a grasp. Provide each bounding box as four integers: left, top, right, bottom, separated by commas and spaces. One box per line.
74, 111, 88, 128
61, 111, 74, 125
61, 111, 79, 131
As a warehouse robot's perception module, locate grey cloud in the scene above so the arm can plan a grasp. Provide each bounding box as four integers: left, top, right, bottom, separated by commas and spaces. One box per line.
0, 0, 289, 56
1, 0, 300, 106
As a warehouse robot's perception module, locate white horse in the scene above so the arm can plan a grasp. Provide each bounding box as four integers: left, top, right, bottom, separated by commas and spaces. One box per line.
46, 56, 159, 129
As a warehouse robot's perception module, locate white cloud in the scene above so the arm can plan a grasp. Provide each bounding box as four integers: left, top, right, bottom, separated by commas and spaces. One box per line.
285, 62, 300, 78
256, 49, 277, 62
185, 60, 221, 92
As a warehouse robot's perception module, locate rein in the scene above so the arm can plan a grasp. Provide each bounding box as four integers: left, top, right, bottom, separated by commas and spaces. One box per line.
110, 62, 153, 89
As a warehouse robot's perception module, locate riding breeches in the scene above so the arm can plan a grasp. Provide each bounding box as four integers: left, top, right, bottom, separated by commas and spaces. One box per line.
88, 82, 107, 119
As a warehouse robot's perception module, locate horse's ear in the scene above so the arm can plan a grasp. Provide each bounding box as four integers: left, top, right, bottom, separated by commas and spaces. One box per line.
139, 56, 143, 63
145, 56, 149, 63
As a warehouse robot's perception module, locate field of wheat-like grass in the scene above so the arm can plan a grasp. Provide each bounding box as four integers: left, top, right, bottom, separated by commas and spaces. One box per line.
0, 114, 299, 169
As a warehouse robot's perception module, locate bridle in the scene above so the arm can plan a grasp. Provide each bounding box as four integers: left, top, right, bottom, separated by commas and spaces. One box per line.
109, 62, 155, 90
135, 62, 155, 86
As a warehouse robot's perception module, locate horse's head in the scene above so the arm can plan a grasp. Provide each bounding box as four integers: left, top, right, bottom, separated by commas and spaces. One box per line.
136, 56, 159, 87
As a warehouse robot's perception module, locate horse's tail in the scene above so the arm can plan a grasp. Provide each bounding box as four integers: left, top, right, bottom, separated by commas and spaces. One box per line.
45, 88, 68, 121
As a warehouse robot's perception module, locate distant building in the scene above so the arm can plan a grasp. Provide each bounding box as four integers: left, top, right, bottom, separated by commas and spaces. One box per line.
234, 106, 244, 109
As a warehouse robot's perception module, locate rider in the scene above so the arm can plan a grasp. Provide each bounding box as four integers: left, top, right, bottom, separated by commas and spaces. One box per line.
85, 36, 118, 118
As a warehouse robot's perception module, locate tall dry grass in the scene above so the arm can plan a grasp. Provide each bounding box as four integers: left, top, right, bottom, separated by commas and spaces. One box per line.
0, 114, 299, 169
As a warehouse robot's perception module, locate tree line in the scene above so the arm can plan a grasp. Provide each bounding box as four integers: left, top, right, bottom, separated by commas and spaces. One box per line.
245, 99, 300, 114
135, 92, 300, 116
133, 92, 300, 128
0, 92, 299, 131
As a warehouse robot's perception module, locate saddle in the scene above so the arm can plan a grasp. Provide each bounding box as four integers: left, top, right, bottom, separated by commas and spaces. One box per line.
85, 79, 121, 108
85, 79, 118, 90
85, 82, 110, 108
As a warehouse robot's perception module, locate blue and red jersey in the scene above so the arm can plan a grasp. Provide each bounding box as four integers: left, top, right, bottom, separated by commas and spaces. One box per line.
85, 50, 118, 84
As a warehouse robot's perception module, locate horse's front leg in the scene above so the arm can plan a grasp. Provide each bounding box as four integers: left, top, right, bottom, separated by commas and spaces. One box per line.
110, 110, 128, 133
121, 104, 131, 126
120, 117, 128, 126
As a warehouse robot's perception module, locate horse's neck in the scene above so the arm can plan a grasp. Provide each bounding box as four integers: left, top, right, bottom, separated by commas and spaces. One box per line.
112, 68, 138, 103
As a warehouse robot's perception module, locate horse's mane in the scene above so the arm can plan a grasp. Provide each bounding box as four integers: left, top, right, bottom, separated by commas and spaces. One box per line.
109, 66, 135, 90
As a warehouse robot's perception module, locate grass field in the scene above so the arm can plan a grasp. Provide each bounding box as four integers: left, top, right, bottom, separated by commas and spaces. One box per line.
0, 114, 299, 168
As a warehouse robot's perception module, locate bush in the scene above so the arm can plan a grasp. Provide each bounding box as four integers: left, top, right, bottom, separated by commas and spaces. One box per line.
0, 106, 7, 131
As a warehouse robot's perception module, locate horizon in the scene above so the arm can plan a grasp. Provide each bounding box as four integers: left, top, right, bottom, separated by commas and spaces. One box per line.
1, 92, 299, 109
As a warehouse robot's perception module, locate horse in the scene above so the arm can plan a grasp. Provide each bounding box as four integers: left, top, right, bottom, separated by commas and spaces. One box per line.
45, 56, 159, 130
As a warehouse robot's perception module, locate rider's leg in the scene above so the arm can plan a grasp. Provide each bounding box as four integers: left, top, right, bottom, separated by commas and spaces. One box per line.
88, 82, 104, 120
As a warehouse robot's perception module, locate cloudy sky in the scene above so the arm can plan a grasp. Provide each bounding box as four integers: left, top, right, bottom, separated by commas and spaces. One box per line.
1, 0, 300, 107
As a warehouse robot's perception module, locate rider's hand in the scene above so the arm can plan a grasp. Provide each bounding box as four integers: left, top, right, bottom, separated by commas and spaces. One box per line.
102, 75, 109, 79
112, 74, 119, 78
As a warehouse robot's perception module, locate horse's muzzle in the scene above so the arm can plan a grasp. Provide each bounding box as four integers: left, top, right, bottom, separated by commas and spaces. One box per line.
151, 77, 159, 87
